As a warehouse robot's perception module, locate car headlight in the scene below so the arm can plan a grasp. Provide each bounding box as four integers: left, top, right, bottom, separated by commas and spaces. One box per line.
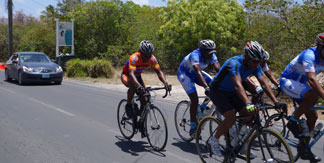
56, 66, 63, 72
23, 66, 33, 72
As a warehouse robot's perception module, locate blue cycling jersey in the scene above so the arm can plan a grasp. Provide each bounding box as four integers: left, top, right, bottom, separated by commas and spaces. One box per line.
281, 47, 324, 84
210, 55, 264, 92
178, 48, 218, 77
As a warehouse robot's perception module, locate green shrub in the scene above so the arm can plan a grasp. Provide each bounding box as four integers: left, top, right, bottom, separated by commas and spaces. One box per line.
66, 58, 114, 78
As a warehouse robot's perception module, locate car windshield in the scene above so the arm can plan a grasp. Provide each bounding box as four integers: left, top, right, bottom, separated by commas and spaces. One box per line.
20, 54, 50, 63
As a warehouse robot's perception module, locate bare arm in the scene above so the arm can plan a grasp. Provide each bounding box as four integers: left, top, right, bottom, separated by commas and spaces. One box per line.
307, 72, 324, 99
264, 70, 279, 87
129, 69, 141, 87
232, 75, 250, 104
154, 68, 167, 84
212, 62, 221, 73
193, 64, 209, 88
257, 75, 278, 103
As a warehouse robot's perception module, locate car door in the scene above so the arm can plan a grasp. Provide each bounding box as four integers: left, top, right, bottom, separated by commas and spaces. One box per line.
5, 55, 14, 77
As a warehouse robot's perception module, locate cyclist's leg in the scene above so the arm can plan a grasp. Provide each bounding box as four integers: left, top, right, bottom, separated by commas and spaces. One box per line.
121, 73, 136, 118
177, 69, 198, 136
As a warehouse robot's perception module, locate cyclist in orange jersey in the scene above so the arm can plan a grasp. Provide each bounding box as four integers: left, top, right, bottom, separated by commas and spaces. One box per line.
121, 40, 171, 118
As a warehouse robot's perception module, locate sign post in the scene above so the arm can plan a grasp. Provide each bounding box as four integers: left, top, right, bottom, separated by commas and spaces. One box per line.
56, 19, 74, 57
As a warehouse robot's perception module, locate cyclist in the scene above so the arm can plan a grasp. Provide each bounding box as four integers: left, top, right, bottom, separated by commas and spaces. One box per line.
280, 33, 324, 162
207, 41, 285, 157
177, 39, 220, 138
121, 40, 171, 119
244, 51, 279, 104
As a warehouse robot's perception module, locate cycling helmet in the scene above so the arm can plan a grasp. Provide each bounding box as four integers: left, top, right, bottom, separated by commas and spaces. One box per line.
263, 51, 269, 61
199, 39, 216, 50
316, 33, 324, 46
244, 41, 264, 61
139, 40, 154, 54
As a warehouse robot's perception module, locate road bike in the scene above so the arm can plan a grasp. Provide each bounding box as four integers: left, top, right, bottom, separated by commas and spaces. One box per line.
195, 104, 293, 163
174, 96, 222, 142
117, 85, 171, 151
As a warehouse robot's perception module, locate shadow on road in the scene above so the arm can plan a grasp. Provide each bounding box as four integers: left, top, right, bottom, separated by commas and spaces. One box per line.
171, 137, 197, 154
115, 136, 166, 157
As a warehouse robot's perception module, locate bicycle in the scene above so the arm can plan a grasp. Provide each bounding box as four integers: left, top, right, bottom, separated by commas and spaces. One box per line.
174, 96, 222, 142
117, 85, 171, 151
265, 93, 324, 162
195, 104, 293, 163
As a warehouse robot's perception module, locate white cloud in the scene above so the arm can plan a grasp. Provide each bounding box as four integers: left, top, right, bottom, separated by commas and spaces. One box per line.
130, 0, 149, 5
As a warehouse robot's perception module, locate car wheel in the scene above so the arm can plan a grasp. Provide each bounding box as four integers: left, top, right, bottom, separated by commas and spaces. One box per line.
18, 71, 24, 85
5, 69, 12, 81
54, 80, 62, 85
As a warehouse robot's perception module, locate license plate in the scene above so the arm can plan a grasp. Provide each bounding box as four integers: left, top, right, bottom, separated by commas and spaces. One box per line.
42, 74, 50, 78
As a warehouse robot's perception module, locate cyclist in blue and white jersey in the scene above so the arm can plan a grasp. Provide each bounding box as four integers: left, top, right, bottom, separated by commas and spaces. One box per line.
281, 33, 324, 162
207, 41, 285, 157
177, 39, 220, 138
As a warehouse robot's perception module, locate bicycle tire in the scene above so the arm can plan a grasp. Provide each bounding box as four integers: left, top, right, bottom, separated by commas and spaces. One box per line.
195, 116, 229, 163
145, 105, 168, 151
246, 128, 293, 163
264, 113, 287, 136
174, 100, 193, 142
117, 99, 135, 139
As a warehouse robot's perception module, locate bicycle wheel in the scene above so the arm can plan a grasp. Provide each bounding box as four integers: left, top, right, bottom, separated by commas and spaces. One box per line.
117, 99, 135, 139
145, 105, 168, 151
174, 100, 193, 142
264, 113, 287, 136
196, 116, 229, 163
246, 128, 293, 163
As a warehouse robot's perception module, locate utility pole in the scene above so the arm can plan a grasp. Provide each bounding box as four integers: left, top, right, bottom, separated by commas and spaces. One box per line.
8, 0, 13, 57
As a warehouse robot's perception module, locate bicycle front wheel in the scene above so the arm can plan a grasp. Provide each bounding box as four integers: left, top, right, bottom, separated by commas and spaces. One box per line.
145, 105, 168, 151
117, 99, 135, 139
174, 100, 193, 142
264, 113, 287, 136
196, 116, 228, 163
246, 128, 293, 163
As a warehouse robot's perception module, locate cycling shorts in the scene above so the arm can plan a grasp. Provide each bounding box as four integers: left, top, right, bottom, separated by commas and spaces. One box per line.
121, 72, 145, 88
209, 86, 245, 114
279, 77, 311, 104
177, 68, 212, 94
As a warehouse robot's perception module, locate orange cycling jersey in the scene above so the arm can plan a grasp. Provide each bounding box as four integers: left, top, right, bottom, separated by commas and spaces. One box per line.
122, 52, 160, 75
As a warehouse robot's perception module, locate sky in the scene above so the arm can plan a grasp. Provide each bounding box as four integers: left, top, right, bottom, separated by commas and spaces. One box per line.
0, 0, 245, 18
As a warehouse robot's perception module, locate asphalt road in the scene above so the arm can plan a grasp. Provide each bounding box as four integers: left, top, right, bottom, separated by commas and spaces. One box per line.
0, 70, 323, 163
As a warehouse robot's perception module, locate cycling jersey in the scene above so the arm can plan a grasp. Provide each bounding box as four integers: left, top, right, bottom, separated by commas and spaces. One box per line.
262, 63, 269, 72
177, 48, 218, 94
210, 55, 264, 92
122, 52, 160, 75
281, 47, 324, 83
280, 47, 324, 102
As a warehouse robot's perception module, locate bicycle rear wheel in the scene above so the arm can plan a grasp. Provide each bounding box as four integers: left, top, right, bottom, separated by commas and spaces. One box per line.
196, 116, 229, 163
117, 99, 135, 139
174, 100, 193, 142
145, 105, 168, 151
264, 113, 287, 136
246, 128, 293, 163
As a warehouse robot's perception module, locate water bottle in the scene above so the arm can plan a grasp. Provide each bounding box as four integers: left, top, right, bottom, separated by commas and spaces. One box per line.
197, 104, 203, 120
238, 125, 248, 145
299, 118, 310, 137
229, 125, 238, 147
311, 123, 323, 138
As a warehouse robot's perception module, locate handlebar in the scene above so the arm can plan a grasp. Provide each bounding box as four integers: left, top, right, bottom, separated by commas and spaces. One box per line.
136, 85, 172, 100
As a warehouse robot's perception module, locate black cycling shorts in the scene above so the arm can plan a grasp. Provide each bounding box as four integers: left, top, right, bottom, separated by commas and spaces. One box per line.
209, 86, 245, 114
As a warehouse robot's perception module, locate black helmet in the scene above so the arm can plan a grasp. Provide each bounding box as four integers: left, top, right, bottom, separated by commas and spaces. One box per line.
244, 41, 264, 61
263, 50, 269, 61
139, 40, 154, 54
316, 33, 324, 46
199, 39, 216, 50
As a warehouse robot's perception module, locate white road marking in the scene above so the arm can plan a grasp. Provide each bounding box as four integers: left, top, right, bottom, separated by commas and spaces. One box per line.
28, 98, 75, 117
0, 86, 17, 94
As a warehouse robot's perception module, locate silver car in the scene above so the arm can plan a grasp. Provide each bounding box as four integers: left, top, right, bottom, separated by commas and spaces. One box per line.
5, 52, 63, 85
